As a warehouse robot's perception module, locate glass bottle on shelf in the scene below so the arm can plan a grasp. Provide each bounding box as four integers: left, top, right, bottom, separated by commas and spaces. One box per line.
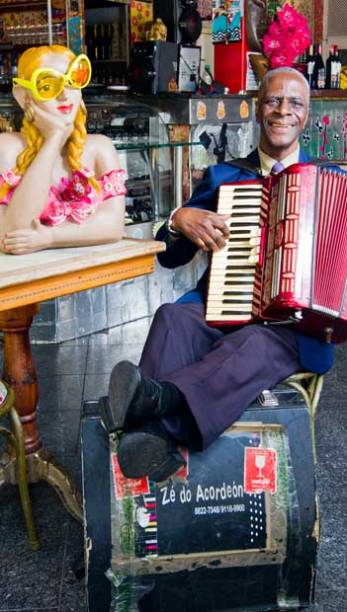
312, 44, 325, 89
305, 45, 315, 88
325, 45, 334, 89
93, 24, 99, 61
98, 24, 106, 60
332, 45, 342, 89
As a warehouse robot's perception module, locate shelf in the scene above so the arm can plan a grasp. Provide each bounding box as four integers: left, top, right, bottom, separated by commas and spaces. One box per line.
310, 89, 347, 99
248, 88, 347, 99
0, 1, 46, 11
92, 59, 127, 64
112, 139, 202, 151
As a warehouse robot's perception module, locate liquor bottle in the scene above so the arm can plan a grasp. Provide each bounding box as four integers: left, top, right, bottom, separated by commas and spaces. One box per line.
98, 24, 106, 60
93, 24, 99, 61
103, 24, 113, 61
325, 45, 334, 89
332, 45, 342, 89
305, 45, 315, 88
86, 25, 94, 60
312, 44, 325, 89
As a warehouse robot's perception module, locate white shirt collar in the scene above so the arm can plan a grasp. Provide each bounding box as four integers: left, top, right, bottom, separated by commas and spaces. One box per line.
258, 147, 300, 176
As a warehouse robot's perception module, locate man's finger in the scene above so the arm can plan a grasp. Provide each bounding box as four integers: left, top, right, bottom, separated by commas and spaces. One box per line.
200, 233, 221, 252
213, 231, 227, 249
214, 215, 230, 236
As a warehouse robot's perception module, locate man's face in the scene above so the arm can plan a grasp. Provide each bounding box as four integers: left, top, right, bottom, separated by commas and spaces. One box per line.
256, 72, 309, 159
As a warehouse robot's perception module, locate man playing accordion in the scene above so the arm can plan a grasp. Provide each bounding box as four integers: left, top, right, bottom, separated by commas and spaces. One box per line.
101, 67, 346, 482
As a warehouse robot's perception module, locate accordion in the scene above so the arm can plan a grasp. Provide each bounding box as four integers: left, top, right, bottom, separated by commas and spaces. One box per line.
206, 163, 347, 343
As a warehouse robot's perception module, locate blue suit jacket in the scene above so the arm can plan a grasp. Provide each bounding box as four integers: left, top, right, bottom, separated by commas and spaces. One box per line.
156, 149, 336, 374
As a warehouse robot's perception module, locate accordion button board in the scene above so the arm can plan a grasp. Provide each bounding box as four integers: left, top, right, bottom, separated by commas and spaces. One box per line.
206, 181, 265, 324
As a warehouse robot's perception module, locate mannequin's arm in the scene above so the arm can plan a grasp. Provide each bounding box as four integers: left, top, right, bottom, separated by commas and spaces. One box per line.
1, 135, 125, 254
0, 120, 72, 235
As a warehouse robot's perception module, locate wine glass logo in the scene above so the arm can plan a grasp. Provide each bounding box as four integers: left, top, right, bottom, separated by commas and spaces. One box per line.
255, 453, 266, 478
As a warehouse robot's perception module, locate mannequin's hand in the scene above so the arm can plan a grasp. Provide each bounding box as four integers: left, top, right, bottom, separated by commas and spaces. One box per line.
1, 218, 53, 254
171, 207, 230, 252
32, 102, 74, 147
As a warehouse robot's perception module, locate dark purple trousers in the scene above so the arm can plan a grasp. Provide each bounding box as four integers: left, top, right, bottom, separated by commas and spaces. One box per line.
139, 303, 301, 450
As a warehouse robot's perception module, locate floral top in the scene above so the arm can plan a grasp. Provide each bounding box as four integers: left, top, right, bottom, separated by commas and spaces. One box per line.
0, 167, 126, 226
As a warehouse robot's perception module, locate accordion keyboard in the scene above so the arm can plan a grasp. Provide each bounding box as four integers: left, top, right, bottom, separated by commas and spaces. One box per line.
206, 182, 264, 323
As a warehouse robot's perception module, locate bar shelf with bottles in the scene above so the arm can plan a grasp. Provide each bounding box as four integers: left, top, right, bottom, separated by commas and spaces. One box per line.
0, 1, 46, 11
85, 2, 129, 89
0, 0, 68, 91
305, 43, 344, 92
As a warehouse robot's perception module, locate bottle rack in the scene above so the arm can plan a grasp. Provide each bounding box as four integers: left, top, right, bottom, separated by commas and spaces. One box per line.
85, 1, 130, 88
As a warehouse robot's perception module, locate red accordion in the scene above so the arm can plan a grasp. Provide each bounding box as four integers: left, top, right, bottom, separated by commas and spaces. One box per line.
206, 163, 347, 343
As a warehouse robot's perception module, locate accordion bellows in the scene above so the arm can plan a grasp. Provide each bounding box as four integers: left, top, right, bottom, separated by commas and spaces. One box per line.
206, 163, 347, 343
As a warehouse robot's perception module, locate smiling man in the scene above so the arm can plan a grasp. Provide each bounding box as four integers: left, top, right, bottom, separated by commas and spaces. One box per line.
257, 68, 309, 161
101, 68, 337, 483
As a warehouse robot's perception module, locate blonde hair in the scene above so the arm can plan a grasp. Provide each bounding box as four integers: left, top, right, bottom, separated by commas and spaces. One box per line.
0, 45, 98, 201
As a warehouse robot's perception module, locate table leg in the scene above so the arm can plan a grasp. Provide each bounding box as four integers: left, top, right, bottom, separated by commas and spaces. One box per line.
0, 305, 82, 523
0, 305, 40, 453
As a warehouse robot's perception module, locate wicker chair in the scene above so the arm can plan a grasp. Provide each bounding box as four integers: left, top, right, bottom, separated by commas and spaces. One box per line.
283, 371, 324, 462
0, 380, 39, 550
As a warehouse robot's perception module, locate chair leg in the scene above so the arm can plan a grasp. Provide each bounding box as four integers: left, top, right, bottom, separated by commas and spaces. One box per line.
10, 407, 40, 550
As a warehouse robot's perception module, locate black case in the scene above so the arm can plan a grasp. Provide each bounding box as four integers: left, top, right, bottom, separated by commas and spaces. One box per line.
81, 387, 317, 612
129, 42, 178, 94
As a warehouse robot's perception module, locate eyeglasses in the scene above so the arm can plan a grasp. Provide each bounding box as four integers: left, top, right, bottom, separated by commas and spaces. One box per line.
13, 54, 92, 101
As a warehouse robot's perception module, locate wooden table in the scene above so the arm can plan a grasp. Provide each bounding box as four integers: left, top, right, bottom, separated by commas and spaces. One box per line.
0, 238, 165, 521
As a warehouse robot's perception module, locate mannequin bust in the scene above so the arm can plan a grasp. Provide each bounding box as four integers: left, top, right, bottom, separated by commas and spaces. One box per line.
0, 45, 125, 255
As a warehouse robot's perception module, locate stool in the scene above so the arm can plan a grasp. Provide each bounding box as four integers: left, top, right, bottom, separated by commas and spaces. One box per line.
283, 371, 324, 463
0, 380, 40, 550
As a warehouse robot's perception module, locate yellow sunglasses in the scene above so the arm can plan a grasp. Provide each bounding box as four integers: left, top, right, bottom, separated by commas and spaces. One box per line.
13, 54, 92, 102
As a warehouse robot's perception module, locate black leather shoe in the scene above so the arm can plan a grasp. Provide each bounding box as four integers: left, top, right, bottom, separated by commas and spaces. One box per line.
117, 421, 186, 483
107, 360, 162, 433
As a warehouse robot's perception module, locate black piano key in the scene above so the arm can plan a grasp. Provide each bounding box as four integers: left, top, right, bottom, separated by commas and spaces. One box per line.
221, 310, 252, 315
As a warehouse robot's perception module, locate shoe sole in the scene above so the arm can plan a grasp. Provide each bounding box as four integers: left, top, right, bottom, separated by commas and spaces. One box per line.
108, 361, 141, 431
117, 431, 185, 482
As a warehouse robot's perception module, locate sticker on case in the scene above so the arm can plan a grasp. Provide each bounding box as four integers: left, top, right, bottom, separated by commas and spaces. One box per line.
244, 447, 277, 494
111, 452, 150, 500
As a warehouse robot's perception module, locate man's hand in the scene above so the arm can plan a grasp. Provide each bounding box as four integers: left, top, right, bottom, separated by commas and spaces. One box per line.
0, 218, 53, 255
171, 207, 230, 252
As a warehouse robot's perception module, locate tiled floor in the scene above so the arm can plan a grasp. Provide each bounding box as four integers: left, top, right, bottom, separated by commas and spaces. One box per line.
0, 319, 346, 612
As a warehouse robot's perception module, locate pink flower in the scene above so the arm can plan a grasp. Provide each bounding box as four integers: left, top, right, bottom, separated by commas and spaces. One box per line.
40, 188, 67, 226
100, 169, 127, 200
271, 53, 292, 68
60, 171, 92, 203
262, 2, 311, 69
277, 3, 299, 30
2, 169, 21, 187
263, 33, 283, 53
69, 200, 98, 223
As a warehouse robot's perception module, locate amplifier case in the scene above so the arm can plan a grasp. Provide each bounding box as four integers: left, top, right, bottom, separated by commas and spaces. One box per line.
129, 42, 179, 94
82, 387, 317, 612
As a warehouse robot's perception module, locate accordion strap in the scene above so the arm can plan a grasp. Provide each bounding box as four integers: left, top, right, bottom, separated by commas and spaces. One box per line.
227, 158, 340, 176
